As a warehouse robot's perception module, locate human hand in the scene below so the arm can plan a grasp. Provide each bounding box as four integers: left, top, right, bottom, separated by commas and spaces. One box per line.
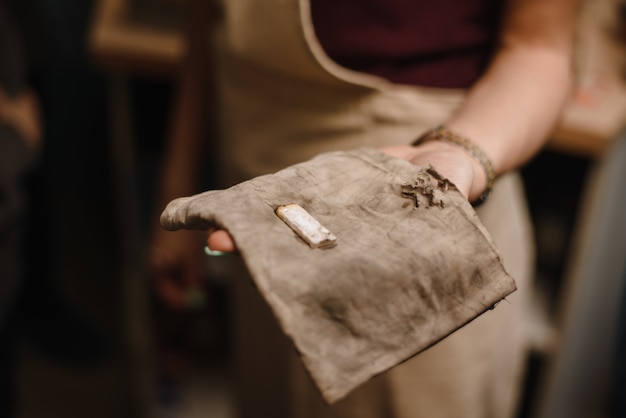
0, 87, 43, 149
205, 142, 486, 254
379, 140, 487, 202
149, 226, 208, 311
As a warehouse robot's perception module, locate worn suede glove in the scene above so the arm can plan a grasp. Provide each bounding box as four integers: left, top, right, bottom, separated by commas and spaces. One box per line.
160, 148, 517, 403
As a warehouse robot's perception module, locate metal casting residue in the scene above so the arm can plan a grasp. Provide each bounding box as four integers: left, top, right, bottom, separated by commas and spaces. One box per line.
401, 165, 452, 208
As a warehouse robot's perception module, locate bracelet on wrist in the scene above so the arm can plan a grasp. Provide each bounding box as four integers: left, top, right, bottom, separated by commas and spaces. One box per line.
412, 125, 496, 206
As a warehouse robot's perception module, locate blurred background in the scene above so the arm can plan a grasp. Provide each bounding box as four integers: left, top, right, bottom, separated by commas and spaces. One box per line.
0, 0, 624, 417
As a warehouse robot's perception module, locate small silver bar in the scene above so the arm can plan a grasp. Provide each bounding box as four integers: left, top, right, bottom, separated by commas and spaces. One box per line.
275, 204, 337, 249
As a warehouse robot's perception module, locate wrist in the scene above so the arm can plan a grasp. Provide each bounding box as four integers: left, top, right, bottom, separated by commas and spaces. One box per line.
413, 126, 495, 205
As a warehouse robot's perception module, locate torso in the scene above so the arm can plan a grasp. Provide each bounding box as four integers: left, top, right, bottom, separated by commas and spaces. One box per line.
310, 0, 504, 88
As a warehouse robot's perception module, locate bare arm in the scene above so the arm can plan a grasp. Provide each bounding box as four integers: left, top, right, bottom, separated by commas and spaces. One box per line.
157, 0, 211, 208
384, 0, 579, 202
447, 0, 578, 186
209, 0, 579, 249
150, 0, 213, 310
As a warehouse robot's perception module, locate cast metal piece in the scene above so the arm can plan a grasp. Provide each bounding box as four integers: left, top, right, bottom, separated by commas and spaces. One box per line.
276, 204, 337, 249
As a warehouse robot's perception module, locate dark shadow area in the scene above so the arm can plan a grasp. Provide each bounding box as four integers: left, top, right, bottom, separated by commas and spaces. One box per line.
521, 149, 592, 314
518, 149, 593, 418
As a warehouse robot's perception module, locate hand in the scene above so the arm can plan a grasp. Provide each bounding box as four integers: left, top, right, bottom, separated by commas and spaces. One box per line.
149, 226, 208, 311
379, 140, 487, 201
206, 228, 237, 253
205, 142, 485, 254
0, 87, 43, 149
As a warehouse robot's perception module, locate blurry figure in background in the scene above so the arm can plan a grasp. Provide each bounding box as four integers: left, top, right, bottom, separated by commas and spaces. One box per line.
0, 0, 42, 416
146, 0, 219, 411
151, 0, 578, 417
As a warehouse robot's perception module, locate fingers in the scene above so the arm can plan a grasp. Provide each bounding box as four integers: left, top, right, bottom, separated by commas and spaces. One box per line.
154, 274, 187, 311
150, 252, 188, 311
380, 143, 476, 200
206, 229, 236, 253
148, 233, 206, 311
150, 228, 235, 312
152, 265, 206, 311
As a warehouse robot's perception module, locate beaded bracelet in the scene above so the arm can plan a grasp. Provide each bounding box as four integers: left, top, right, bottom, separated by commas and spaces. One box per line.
412, 125, 496, 206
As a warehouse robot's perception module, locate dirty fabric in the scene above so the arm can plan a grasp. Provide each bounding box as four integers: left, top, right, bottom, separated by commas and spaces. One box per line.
160, 147, 517, 403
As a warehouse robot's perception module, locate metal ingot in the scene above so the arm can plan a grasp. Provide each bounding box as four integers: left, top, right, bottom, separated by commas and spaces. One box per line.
275, 204, 337, 249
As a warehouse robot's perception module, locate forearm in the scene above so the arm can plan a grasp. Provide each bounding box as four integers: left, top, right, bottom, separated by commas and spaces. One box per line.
158, 73, 206, 207
156, 0, 211, 210
404, 0, 578, 203
445, 45, 574, 175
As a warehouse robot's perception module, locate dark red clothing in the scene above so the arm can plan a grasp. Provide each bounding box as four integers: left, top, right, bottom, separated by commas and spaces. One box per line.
310, 0, 504, 88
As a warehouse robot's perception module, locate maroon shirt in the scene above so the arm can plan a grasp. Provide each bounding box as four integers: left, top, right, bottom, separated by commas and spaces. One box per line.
310, 0, 504, 88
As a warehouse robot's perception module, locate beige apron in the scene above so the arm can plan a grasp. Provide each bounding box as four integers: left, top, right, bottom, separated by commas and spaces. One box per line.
215, 1, 535, 417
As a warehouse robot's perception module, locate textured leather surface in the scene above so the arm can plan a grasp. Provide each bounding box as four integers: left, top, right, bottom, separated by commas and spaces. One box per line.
161, 148, 517, 403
